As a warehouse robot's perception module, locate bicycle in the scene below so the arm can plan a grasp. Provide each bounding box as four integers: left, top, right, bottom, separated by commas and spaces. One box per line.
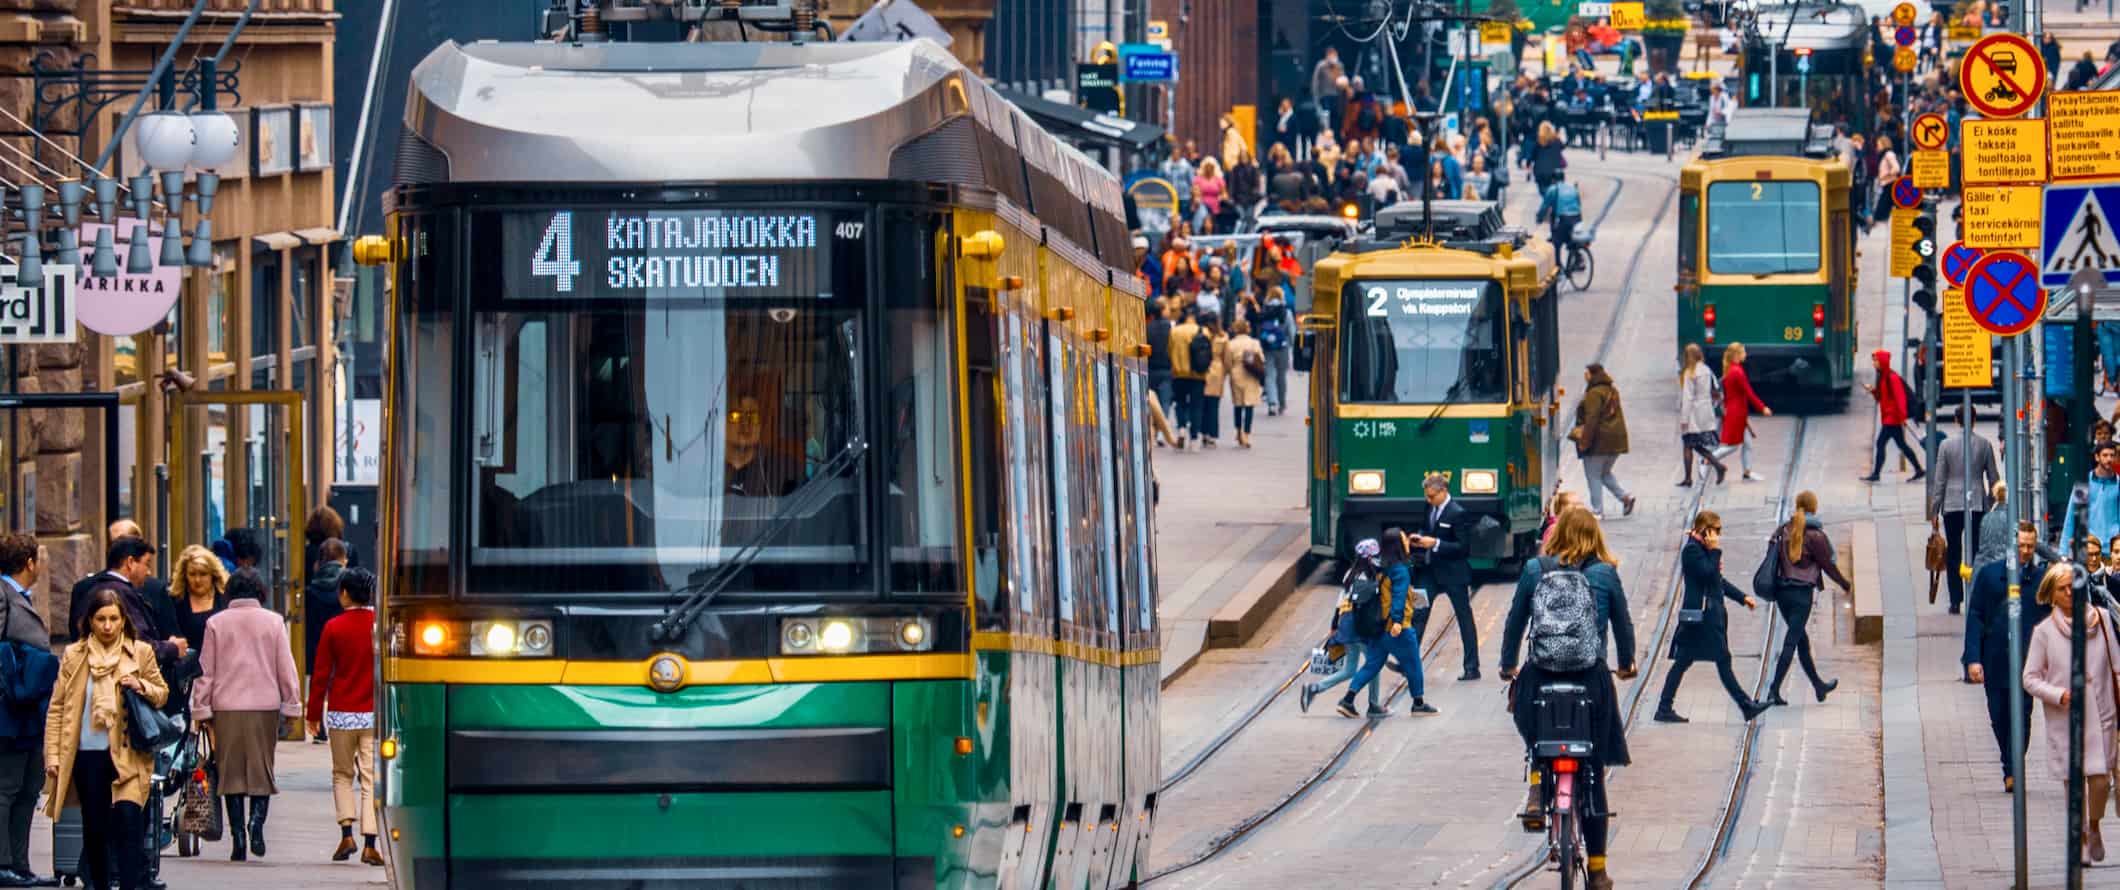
1528, 682, 1601, 890
1562, 226, 1596, 292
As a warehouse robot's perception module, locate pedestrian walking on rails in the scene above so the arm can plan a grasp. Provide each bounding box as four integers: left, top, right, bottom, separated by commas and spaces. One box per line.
1965, 522, 2051, 790
0, 534, 57, 888
1301, 540, 1387, 715
1254, 283, 1294, 417
1860, 350, 1925, 483
1169, 308, 1207, 446
1334, 531, 1439, 717
1713, 343, 1772, 482
1927, 405, 2000, 614
43, 589, 168, 890
1655, 512, 1771, 723
2021, 562, 2120, 863
1409, 474, 1484, 681
1499, 507, 1638, 890
306, 568, 385, 867
1678, 344, 1730, 487
1570, 364, 1637, 519
1224, 319, 1265, 449
1763, 492, 1849, 706
1196, 319, 1229, 447
192, 568, 301, 861
2063, 440, 2120, 549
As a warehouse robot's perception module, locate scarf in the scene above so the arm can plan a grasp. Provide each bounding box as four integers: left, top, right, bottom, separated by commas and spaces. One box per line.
83, 635, 126, 735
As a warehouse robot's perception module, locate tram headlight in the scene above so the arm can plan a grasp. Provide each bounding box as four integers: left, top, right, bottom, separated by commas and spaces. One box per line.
401, 618, 555, 658
778, 616, 939, 655
818, 620, 858, 653
1348, 470, 1386, 495
1461, 469, 1500, 494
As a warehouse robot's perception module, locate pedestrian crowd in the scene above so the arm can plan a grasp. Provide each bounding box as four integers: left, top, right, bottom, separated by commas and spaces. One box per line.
0, 505, 381, 889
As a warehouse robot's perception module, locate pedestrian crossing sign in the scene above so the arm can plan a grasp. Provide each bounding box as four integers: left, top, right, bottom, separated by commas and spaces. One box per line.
2040, 183, 2120, 286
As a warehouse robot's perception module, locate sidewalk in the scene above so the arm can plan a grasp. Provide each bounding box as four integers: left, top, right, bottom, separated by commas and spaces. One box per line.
26, 739, 389, 889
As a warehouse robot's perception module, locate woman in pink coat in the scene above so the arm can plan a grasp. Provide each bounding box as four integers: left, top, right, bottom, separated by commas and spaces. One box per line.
1713, 343, 1772, 482
2022, 562, 2120, 863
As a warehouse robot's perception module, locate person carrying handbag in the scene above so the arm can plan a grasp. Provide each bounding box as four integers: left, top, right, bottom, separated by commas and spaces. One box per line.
42, 588, 168, 890
2021, 563, 2120, 863
1656, 512, 1770, 724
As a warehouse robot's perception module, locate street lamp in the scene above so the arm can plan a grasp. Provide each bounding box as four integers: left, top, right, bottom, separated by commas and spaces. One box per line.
133, 105, 236, 271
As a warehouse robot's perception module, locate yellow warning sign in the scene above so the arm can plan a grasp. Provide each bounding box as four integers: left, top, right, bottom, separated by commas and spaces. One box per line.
1949, 22, 1982, 43
1911, 149, 1950, 188
1481, 21, 1514, 44
1892, 1, 1918, 26
1894, 46, 1919, 73
1962, 118, 2049, 184
1961, 185, 2043, 248
1610, 2, 1645, 29
1941, 289, 1992, 388
2047, 90, 2120, 181
1891, 209, 1922, 278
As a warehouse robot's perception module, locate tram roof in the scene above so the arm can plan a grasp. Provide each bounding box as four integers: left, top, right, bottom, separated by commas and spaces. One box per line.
1745, 3, 1869, 53
1699, 109, 1836, 158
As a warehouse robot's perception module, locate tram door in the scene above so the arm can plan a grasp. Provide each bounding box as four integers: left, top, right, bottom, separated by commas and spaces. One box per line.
168, 391, 309, 656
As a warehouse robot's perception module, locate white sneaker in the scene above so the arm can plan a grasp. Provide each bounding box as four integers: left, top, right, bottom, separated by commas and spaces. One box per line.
1743, 471, 1765, 482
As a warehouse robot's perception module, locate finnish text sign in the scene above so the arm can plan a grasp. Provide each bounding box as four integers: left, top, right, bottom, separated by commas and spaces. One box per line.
1890, 209, 1922, 277
1911, 150, 1950, 189
1962, 118, 2048, 184
2046, 90, 2120, 181
1960, 185, 2042, 247
1941, 288, 1991, 387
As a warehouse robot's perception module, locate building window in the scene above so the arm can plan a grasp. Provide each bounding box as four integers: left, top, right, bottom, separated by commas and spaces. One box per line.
251, 249, 282, 389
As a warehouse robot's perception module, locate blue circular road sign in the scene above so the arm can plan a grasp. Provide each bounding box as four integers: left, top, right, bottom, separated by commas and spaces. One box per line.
1941, 241, 1984, 287
1894, 25, 1917, 47
1891, 177, 1922, 210
1963, 251, 2045, 336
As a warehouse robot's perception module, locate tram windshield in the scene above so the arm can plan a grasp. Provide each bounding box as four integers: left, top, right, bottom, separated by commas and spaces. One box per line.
1339, 279, 1507, 404
1706, 181, 1822, 275
460, 206, 874, 594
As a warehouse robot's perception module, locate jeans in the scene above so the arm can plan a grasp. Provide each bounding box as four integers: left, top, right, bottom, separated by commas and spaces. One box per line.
1580, 453, 1631, 515
1658, 655, 1751, 710
1869, 423, 1924, 476
1769, 585, 1826, 696
1172, 377, 1205, 438
1310, 641, 1381, 708
1412, 582, 1480, 674
73, 749, 147, 890
1263, 347, 1292, 412
1199, 394, 1222, 440
0, 749, 40, 872
1713, 440, 1755, 473
1234, 405, 1255, 435
1349, 628, 1424, 700
1149, 370, 1175, 414
1943, 511, 1983, 610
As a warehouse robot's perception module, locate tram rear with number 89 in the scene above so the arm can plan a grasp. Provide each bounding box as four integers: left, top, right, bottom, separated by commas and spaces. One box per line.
1678, 111, 1857, 398
360, 36, 1160, 890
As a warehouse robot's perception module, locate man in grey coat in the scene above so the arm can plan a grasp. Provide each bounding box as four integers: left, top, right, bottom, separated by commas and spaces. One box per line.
1926, 405, 2000, 614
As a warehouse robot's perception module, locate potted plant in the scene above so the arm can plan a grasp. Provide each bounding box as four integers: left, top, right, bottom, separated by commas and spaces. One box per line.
1642, 0, 1689, 74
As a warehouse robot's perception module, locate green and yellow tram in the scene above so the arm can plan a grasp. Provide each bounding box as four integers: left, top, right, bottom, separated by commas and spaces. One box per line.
1677, 109, 1857, 396
1306, 201, 1561, 568
362, 34, 1159, 889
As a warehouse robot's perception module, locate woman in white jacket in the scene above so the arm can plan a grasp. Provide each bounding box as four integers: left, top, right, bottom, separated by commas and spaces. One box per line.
1678, 343, 1729, 486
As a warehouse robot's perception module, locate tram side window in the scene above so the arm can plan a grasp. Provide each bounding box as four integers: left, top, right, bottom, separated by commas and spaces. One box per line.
393, 215, 452, 598
965, 288, 1008, 632
1340, 280, 1507, 404
882, 208, 964, 598
1678, 193, 1699, 279
1705, 181, 1821, 276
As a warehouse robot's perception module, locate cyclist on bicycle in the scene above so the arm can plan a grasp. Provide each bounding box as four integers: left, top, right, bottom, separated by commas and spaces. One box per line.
1538, 172, 1584, 253
1499, 507, 1638, 890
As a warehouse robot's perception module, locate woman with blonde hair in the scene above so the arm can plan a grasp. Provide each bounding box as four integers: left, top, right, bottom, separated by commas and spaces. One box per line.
1766, 491, 1852, 706
1193, 156, 1226, 234
1532, 121, 1566, 192
2022, 562, 2120, 862
1713, 343, 1773, 481
1500, 506, 1637, 890
171, 544, 229, 655
1678, 343, 1729, 486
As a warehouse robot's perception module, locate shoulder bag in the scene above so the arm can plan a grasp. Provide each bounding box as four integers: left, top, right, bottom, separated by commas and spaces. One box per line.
1751, 529, 1787, 602
1925, 528, 1948, 605
176, 728, 223, 841
122, 646, 182, 752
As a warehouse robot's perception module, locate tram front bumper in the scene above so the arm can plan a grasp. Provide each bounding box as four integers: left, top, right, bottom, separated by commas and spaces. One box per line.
1339, 495, 1509, 559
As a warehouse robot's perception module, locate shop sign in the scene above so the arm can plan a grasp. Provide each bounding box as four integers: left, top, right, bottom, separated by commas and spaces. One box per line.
74, 221, 181, 336
0, 259, 74, 345
2046, 90, 2120, 181
1961, 118, 2048, 185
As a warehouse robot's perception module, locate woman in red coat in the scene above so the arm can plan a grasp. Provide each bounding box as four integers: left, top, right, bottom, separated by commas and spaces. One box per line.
1714, 343, 1772, 481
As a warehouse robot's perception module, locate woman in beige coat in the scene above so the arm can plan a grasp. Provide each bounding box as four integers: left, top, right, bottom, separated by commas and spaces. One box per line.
1225, 319, 1266, 448
1197, 319, 1230, 447
2022, 562, 2120, 863
45, 588, 169, 890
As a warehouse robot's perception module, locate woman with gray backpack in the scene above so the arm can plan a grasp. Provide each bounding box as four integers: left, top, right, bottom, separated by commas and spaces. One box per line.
1498, 507, 1638, 890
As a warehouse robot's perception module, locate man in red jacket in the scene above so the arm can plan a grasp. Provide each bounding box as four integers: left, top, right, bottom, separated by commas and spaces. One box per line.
1861, 349, 1927, 483
303, 568, 382, 866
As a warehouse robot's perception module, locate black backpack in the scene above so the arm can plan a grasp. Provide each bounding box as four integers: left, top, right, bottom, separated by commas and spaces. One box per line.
1348, 575, 1387, 639
1187, 332, 1216, 374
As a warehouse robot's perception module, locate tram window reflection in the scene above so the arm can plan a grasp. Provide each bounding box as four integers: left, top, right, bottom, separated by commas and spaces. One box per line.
1706, 181, 1822, 276
1339, 279, 1507, 404
466, 305, 866, 594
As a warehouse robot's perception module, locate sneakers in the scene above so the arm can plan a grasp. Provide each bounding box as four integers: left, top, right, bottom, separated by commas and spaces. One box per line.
1366, 703, 1391, 718
1299, 684, 1316, 714
1335, 697, 1359, 718
1743, 471, 1765, 482
1652, 707, 1688, 723
1409, 698, 1439, 715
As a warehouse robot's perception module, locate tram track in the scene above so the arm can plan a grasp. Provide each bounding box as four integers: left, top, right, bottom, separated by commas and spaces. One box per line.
1144, 163, 1679, 885
1489, 418, 1809, 890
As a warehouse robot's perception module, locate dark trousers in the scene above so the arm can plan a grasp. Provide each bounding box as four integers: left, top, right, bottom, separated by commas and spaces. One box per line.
1233, 405, 1255, 435
1172, 377, 1204, 437
1769, 586, 1825, 696
1412, 583, 1480, 674
1681, 432, 1724, 482
1983, 664, 2035, 779
1870, 423, 1924, 476
1198, 394, 1222, 440
1582, 761, 1609, 857
1148, 371, 1174, 418
1943, 511, 1983, 610
1658, 655, 1750, 710
0, 748, 41, 872
72, 749, 147, 890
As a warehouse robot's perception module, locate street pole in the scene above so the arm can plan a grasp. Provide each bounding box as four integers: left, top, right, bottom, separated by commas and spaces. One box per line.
2006, 332, 2029, 890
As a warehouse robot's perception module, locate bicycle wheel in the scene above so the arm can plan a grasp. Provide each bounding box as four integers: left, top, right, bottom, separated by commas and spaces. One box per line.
1567, 248, 1596, 292
1554, 806, 1580, 890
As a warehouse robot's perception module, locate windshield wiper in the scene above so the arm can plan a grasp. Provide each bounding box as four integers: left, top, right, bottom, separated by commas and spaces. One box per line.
648, 438, 870, 645
1419, 379, 1468, 434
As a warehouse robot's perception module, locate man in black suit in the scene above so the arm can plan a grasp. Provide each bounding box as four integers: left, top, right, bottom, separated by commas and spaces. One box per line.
68, 520, 177, 647
70, 537, 182, 666
1961, 522, 2050, 792
1408, 474, 1481, 680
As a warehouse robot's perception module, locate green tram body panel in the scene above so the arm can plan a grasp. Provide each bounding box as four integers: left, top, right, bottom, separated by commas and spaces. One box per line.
1304, 229, 1562, 567
1677, 152, 1859, 396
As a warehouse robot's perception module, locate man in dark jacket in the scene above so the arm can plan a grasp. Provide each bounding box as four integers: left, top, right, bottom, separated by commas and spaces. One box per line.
69, 519, 176, 647
0, 534, 54, 888
1962, 523, 2050, 791
70, 537, 182, 667
303, 538, 350, 744
2067, 51, 2100, 91
1409, 474, 1482, 680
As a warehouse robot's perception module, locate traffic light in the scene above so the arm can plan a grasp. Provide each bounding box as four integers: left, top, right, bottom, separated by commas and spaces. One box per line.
1909, 209, 1938, 313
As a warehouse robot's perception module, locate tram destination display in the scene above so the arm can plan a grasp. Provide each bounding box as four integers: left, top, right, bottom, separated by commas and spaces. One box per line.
498, 207, 862, 300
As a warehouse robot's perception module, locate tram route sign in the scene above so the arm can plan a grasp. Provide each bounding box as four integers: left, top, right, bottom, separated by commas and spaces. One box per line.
1961, 33, 2045, 119
1962, 118, 2049, 185
1911, 150, 1950, 188
1960, 185, 2042, 248
499, 208, 861, 301
1892, 2, 1918, 26
1942, 241, 1986, 286
1912, 113, 1949, 151
1940, 287, 1993, 388
2040, 183, 2120, 286
2045, 90, 2120, 181
1963, 250, 2046, 335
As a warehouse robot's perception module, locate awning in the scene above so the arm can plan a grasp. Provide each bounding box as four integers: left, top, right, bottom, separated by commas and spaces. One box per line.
293, 227, 342, 246
993, 89, 1164, 153
252, 232, 301, 252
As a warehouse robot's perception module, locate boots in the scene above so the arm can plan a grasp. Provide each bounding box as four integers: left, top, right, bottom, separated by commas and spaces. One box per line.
248, 796, 269, 857
1652, 705, 1688, 723
225, 796, 247, 861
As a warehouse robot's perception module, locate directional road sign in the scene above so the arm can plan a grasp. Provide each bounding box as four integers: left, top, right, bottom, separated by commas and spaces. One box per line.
1895, 25, 1917, 47
1941, 241, 1985, 286
1911, 113, 1948, 150
1963, 250, 2046, 336
1890, 176, 1922, 209
2040, 183, 2120, 286
1960, 33, 2045, 119
1892, 1, 1918, 26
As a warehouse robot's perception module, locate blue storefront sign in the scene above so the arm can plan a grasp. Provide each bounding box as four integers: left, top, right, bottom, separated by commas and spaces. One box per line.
1119, 43, 1177, 82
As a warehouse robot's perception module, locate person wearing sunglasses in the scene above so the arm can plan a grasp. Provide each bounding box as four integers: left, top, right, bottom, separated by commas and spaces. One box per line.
1654, 512, 1771, 724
